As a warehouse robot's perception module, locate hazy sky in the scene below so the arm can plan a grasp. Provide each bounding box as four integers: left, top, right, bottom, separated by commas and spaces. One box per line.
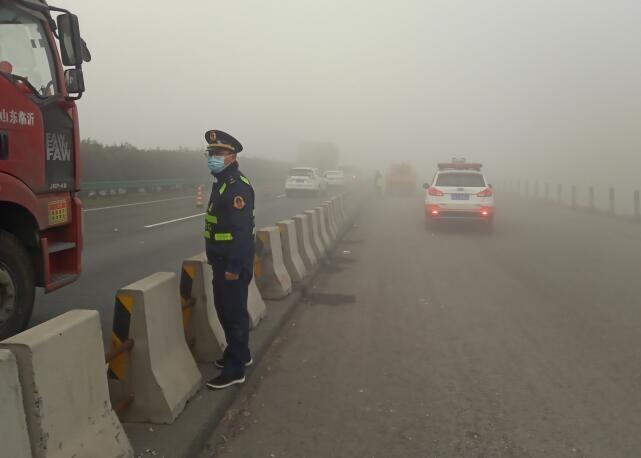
62, 0, 641, 186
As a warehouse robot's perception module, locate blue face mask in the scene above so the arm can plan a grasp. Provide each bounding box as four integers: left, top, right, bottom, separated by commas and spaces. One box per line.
208, 156, 227, 174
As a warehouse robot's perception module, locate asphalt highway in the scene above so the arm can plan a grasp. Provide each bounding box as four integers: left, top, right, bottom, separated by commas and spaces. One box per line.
204, 193, 641, 457
30, 188, 334, 344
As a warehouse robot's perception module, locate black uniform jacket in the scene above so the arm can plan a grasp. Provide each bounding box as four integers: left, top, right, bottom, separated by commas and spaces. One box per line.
205, 162, 255, 275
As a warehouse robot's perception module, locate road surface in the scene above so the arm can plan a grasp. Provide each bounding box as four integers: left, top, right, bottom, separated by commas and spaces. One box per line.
202, 193, 641, 457
31, 189, 333, 343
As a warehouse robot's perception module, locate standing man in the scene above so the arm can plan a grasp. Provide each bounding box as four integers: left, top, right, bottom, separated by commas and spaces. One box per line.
203, 130, 255, 389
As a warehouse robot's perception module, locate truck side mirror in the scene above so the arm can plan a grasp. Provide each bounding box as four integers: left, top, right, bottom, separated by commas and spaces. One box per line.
422, 183, 430, 189
64, 69, 85, 94
57, 14, 83, 68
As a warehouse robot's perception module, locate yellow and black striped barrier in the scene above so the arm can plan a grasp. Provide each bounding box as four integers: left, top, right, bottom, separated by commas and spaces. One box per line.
106, 293, 135, 414
180, 264, 196, 348
107, 293, 133, 381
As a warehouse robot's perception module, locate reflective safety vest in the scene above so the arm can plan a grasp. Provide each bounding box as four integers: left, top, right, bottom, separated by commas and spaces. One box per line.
204, 174, 253, 242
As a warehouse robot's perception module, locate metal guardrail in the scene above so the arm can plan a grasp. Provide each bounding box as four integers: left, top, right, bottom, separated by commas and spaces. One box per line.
83, 179, 201, 191
79, 179, 205, 198
498, 180, 641, 220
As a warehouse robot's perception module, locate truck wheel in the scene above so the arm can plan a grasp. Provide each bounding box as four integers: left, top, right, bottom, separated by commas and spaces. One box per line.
0, 231, 35, 339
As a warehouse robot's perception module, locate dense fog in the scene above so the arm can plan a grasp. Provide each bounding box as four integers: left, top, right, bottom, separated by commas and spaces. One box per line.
64, 1, 641, 204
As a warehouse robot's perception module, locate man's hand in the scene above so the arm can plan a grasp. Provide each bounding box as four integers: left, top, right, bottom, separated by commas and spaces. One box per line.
225, 271, 240, 281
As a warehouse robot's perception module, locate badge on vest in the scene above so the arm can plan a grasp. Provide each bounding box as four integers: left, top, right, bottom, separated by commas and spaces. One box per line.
233, 195, 246, 209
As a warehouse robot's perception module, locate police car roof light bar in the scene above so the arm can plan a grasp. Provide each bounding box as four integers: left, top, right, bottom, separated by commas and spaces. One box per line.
437, 162, 483, 171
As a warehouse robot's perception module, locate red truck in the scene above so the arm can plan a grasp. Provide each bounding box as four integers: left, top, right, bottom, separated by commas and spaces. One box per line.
0, 0, 89, 338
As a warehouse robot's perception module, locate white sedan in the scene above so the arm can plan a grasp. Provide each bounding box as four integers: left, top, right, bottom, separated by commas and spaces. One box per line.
323, 170, 346, 188
424, 162, 494, 231
285, 167, 327, 196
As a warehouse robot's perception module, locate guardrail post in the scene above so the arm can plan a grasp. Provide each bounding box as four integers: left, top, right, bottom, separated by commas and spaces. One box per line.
571, 185, 577, 208
609, 187, 615, 214
534, 181, 539, 198
525, 181, 530, 197
634, 190, 640, 220
557, 184, 562, 204
545, 183, 549, 201
589, 186, 595, 211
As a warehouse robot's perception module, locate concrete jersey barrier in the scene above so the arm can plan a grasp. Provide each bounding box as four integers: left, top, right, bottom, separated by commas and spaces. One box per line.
0, 349, 31, 458
248, 274, 267, 327
181, 254, 226, 363
0, 310, 133, 458
108, 272, 201, 424
277, 219, 307, 283
332, 197, 344, 231
325, 199, 338, 235
322, 202, 338, 241
315, 206, 332, 249
304, 209, 326, 258
200, 256, 266, 329
338, 193, 348, 222
254, 226, 293, 299
292, 214, 317, 270
326, 200, 339, 236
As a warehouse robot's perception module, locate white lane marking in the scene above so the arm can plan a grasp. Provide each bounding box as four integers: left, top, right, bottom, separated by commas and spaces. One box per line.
144, 212, 205, 229
276, 193, 286, 198
83, 196, 194, 213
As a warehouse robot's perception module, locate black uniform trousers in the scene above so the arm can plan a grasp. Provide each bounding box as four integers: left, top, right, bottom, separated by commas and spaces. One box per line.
210, 258, 252, 377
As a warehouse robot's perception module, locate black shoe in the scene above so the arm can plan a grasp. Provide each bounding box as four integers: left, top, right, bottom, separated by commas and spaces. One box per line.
215, 357, 253, 369
205, 373, 246, 390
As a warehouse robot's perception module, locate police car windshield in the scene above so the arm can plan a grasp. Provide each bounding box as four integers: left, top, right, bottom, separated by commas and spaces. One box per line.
436, 173, 485, 187
289, 169, 313, 177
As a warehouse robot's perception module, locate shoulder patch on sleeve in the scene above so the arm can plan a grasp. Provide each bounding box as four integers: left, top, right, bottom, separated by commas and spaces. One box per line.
233, 195, 246, 209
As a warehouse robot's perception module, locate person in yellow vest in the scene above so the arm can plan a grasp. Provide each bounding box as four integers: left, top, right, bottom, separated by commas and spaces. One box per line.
203, 130, 255, 389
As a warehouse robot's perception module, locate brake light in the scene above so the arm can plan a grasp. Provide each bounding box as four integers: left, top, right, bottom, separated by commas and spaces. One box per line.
477, 188, 493, 197
426, 204, 440, 216
428, 187, 444, 197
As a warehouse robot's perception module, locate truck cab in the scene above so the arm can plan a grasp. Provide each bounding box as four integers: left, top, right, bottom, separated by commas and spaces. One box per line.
0, 0, 89, 338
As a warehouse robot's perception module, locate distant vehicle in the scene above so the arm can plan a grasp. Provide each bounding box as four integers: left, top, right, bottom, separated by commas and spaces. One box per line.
385, 163, 417, 195
337, 164, 358, 184
424, 159, 494, 231
324, 170, 345, 188
285, 167, 327, 196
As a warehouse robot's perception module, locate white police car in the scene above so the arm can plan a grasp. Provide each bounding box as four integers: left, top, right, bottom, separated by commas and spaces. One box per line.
424, 159, 494, 231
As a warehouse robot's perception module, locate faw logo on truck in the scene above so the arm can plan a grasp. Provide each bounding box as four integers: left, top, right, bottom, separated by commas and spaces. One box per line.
45, 129, 74, 191
46, 132, 72, 161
